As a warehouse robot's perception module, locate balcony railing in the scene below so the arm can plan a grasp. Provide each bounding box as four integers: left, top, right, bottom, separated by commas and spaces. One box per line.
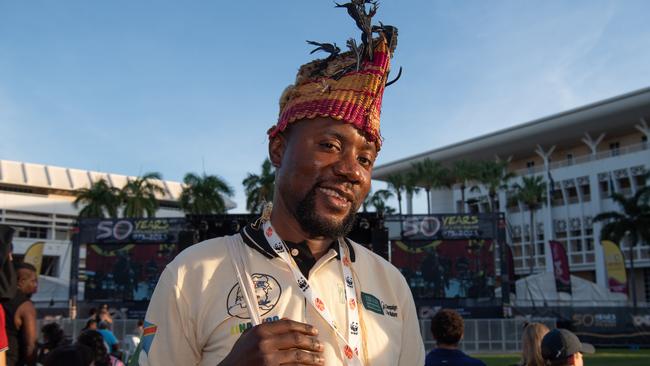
513, 141, 648, 176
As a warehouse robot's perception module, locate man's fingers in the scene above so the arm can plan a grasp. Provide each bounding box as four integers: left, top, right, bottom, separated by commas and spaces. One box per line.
277, 349, 325, 365
274, 332, 323, 352
261, 319, 318, 336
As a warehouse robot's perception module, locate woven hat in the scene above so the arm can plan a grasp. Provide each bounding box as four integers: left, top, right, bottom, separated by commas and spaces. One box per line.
268, 1, 399, 150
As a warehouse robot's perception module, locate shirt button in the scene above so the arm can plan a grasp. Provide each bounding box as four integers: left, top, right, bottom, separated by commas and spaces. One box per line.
291, 248, 299, 257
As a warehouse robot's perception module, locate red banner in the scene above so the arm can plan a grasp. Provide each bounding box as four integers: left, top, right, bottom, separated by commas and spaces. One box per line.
549, 240, 572, 294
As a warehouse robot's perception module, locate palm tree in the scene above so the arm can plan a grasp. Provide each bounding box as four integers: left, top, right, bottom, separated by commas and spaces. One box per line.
593, 186, 650, 312
181, 173, 234, 215
512, 175, 547, 274
411, 159, 451, 214
403, 172, 421, 214
451, 160, 480, 213
120, 172, 166, 218
472, 159, 515, 212
73, 179, 120, 218
368, 189, 395, 215
242, 159, 275, 213
386, 174, 406, 217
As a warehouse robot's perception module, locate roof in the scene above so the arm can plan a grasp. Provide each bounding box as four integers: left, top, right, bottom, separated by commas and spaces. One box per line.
0, 159, 236, 209
373, 87, 650, 180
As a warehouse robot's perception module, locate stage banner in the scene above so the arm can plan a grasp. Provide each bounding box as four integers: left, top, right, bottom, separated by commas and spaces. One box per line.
391, 239, 495, 299
549, 240, 571, 294
78, 218, 186, 244
602, 240, 628, 294
401, 214, 497, 240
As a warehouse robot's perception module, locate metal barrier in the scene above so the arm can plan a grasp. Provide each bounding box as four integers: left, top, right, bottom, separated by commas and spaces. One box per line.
39, 317, 556, 355
37, 318, 140, 343
419, 318, 556, 353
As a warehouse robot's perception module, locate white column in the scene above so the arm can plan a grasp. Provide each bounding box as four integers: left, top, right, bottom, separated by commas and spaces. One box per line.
590, 172, 607, 287
535, 145, 556, 273
406, 191, 413, 214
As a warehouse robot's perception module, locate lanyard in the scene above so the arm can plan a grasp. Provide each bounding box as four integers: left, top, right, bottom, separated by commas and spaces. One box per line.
262, 220, 364, 365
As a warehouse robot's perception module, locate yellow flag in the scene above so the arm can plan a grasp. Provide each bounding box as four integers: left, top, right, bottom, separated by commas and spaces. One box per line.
602, 240, 627, 294
23, 241, 45, 275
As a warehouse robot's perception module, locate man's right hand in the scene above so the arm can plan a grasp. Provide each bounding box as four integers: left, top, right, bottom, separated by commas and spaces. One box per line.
218, 319, 325, 366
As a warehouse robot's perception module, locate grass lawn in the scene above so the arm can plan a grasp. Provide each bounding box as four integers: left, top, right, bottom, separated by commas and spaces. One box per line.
475, 348, 650, 366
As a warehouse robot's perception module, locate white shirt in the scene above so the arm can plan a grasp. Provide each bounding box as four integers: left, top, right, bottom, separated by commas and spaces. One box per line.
139, 224, 425, 366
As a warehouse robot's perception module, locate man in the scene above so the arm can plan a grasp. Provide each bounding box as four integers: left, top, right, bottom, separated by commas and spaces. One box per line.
425, 309, 486, 366
97, 321, 120, 356
0, 226, 18, 366
140, 4, 424, 366
541, 328, 594, 366
4, 263, 38, 366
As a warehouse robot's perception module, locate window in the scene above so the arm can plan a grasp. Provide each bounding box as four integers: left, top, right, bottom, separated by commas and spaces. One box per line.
15, 226, 48, 239
526, 161, 535, 174
609, 142, 620, 156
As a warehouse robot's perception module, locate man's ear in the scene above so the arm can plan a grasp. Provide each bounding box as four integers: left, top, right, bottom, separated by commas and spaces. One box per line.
269, 133, 287, 168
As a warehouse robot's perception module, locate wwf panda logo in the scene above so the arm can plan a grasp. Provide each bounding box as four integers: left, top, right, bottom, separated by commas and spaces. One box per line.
345, 276, 354, 288
297, 278, 310, 291
350, 321, 359, 335
273, 242, 285, 252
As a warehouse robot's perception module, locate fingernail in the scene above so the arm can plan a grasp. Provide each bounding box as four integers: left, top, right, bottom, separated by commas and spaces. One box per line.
317, 356, 325, 364
311, 327, 319, 335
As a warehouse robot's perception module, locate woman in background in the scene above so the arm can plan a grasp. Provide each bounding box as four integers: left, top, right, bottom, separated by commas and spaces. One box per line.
519, 322, 550, 366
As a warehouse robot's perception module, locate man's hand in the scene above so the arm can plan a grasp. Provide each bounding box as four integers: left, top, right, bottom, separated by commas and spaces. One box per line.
218, 319, 325, 366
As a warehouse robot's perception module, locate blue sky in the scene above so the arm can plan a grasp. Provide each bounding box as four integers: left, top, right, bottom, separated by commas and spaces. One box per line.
2, 1, 650, 213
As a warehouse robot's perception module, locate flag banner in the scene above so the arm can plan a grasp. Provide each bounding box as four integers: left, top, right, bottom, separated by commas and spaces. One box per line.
549, 240, 572, 294
23, 241, 45, 275
602, 240, 628, 294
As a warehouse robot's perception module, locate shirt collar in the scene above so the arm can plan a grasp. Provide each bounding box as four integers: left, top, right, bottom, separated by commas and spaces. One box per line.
240, 223, 356, 262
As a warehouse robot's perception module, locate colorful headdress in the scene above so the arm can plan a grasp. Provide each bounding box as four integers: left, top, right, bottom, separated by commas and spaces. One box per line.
268, 1, 399, 150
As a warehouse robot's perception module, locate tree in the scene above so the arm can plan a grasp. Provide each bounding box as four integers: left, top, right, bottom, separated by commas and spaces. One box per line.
120, 172, 166, 218
411, 159, 451, 214
386, 174, 405, 217
593, 185, 650, 312
369, 189, 395, 215
471, 159, 515, 212
512, 175, 547, 274
181, 173, 234, 215
451, 160, 480, 213
242, 159, 275, 213
73, 179, 120, 218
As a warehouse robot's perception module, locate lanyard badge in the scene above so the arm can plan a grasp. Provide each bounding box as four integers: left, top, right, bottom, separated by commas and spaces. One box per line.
262, 221, 364, 365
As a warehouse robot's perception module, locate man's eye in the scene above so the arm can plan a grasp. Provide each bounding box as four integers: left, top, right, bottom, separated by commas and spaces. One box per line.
358, 156, 373, 166
320, 142, 340, 151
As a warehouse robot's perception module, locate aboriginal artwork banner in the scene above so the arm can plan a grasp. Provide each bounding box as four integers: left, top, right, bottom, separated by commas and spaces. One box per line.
391, 239, 496, 299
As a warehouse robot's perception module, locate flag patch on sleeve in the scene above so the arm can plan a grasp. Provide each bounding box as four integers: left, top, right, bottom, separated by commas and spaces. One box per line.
141, 320, 157, 354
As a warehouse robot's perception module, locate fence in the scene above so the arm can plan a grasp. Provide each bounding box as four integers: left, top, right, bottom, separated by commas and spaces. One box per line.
39, 317, 556, 355
419, 318, 557, 353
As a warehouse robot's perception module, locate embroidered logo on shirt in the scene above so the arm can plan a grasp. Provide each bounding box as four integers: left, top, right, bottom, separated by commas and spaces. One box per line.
141, 321, 157, 355
227, 273, 282, 319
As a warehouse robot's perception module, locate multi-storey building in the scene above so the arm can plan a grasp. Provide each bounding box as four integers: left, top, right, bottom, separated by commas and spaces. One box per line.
373, 87, 650, 303
0, 159, 235, 303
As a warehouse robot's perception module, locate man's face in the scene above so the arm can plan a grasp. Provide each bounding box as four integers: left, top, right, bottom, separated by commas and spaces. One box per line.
17, 269, 38, 295
273, 117, 377, 238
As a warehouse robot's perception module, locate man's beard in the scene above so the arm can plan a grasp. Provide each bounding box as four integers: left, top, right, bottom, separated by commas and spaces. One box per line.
295, 185, 357, 239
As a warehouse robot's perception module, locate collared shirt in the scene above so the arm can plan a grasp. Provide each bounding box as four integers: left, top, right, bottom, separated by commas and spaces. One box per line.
140, 224, 425, 366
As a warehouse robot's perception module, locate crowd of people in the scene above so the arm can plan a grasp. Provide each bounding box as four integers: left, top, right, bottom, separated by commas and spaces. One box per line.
424, 309, 594, 366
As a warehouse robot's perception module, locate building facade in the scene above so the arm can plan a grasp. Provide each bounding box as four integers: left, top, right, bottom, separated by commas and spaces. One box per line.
0, 159, 235, 303
373, 87, 650, 303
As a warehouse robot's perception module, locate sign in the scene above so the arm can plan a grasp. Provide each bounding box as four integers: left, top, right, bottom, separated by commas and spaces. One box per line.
401, 214, 498, 240
602, 240, 627, 294
23, 241, 45, 275
549, 240, 571, 294
78, 218, 186, 244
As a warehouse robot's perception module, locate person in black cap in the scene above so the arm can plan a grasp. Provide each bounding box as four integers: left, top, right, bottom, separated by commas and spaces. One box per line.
541, 328, 595, 366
